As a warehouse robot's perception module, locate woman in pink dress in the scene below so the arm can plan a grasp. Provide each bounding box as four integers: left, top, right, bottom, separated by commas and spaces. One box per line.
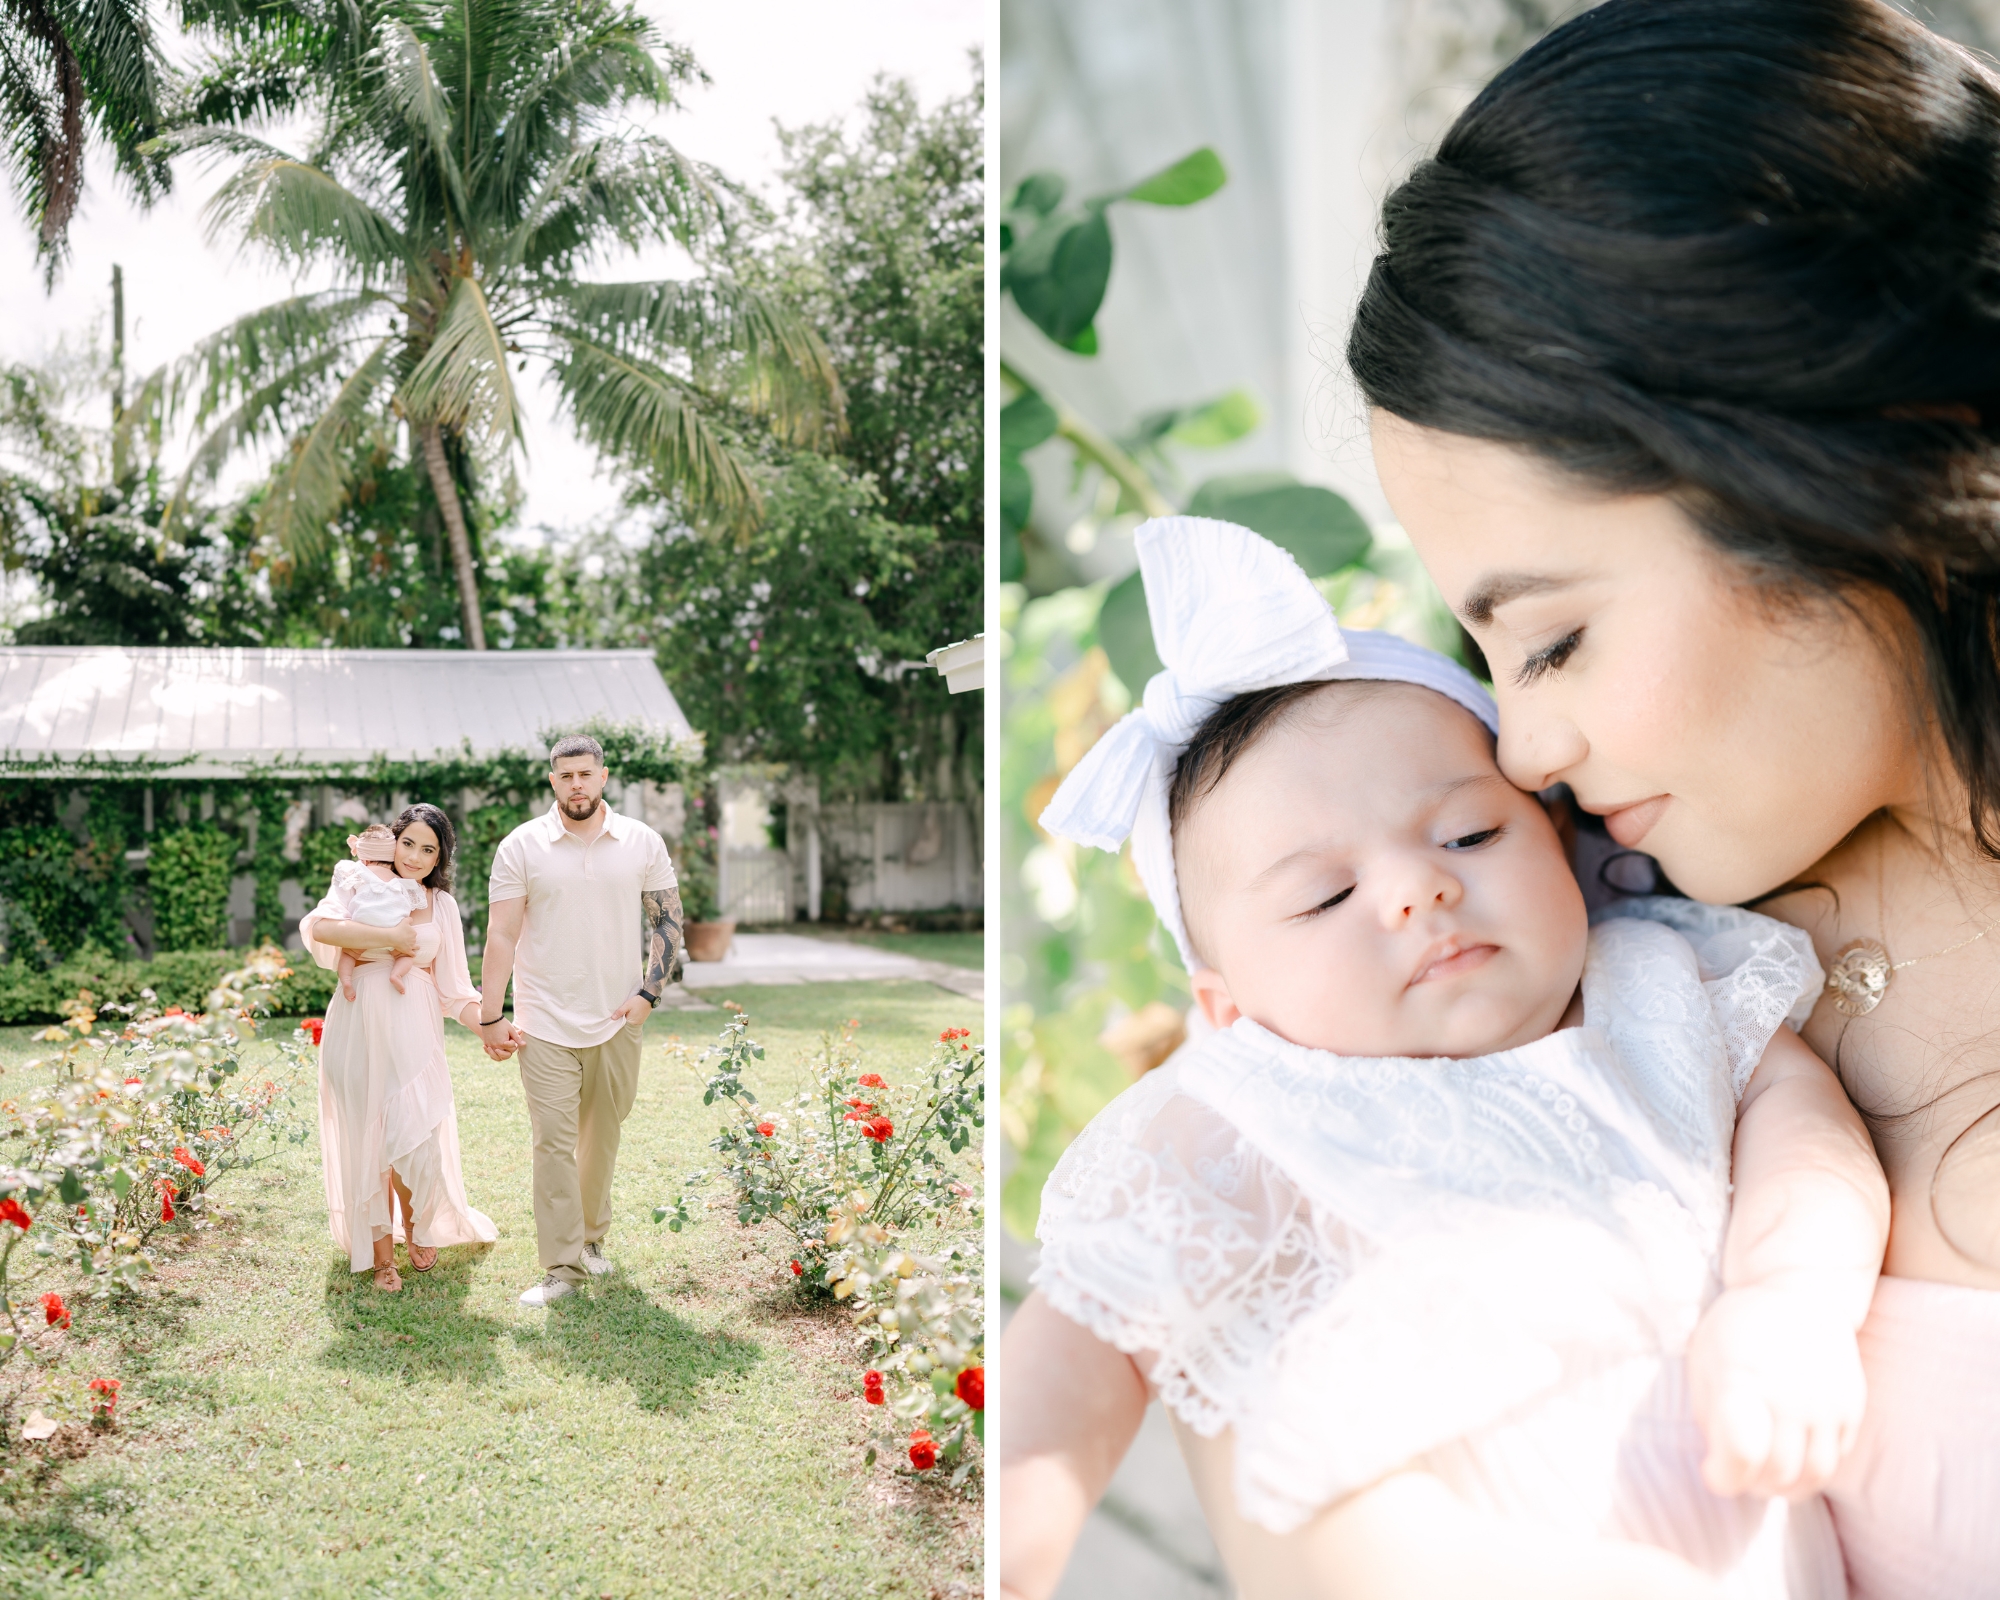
298, 803, 498, 1291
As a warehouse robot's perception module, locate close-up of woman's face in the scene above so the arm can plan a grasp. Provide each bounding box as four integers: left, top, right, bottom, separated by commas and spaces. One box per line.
1372, 413, 1931, 904
394, 820, 440, 883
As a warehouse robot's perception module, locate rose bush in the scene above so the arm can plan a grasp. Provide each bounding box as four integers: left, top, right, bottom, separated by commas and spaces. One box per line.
826, 1198, 984, 1489
0, 945, 311, 1372
654, 1011, 982, 1284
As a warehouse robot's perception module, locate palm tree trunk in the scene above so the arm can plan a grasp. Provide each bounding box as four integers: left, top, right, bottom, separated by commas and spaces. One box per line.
419, 421, 487, 650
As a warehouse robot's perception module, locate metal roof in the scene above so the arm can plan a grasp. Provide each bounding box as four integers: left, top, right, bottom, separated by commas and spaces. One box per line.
0, 648, 694, 776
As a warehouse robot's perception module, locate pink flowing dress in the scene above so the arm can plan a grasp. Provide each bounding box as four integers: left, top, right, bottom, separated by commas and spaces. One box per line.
298, 877, 498, 1271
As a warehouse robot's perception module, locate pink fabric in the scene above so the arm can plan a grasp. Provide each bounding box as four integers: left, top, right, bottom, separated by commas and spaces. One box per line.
299, 875, 495, 1270
1825, 1274, 2000, 1600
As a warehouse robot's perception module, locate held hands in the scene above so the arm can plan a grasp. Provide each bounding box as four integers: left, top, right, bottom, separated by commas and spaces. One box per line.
478, 1019, 525, 1061
1686, 1279, 1866, 1499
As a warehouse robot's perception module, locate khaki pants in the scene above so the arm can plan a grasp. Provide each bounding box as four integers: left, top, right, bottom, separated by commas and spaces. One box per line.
517, 1026, 643, 1285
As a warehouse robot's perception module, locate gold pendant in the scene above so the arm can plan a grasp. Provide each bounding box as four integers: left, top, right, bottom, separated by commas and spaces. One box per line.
1826, 938, 1892, 1017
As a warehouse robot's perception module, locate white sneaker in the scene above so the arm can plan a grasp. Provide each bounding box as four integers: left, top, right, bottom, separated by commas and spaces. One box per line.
518, 1274, 576, 1307
581, 1241, 613, 1276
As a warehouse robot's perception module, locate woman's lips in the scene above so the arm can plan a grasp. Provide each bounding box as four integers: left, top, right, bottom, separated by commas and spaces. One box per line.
1600, 796, 1670, 849
1411, 940, 1499, 985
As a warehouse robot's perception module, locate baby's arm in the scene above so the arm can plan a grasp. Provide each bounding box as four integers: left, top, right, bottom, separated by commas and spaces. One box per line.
1688, 1024, 1890, 1498
999, 1290, 1148, 1600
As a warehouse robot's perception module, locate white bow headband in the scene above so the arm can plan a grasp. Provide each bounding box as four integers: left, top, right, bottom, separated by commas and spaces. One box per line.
1037, 516, 1500, 970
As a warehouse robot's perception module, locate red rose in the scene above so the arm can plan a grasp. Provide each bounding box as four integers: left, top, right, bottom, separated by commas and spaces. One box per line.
40, 1292, 69, 1328
843, 1098, 875, 1113
955, 1366, 984, 1410
123, 1076, 141, 1086
301, 1017, 324, 1045
908, 1430, 937, 1471
0, 1197, 29, 1230
757, 1122, 776, 1137
164, 1006, 182, 1016
157, 1180, 176, 1222
789, 1260, 803, 1277
88, 1377, 119, 1413
858, 1073, 885, 1089
173, 1147, 205, 1177
863, 1369, 886, 1404
862, 1116, 894, 1143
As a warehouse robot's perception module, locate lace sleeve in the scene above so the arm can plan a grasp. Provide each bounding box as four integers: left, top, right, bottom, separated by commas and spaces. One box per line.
1033, 1063, 1351, 1443
1596, 897, 1824, 1097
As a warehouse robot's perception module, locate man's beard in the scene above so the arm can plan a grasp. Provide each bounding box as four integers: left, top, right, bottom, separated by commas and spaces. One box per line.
559, 794, 602, 821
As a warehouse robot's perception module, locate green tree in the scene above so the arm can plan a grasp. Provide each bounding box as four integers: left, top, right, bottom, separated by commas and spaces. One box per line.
0, 332, 266, 646
548, 448, 973, 798
159, 0, 844, 650
0, 0, 169, 271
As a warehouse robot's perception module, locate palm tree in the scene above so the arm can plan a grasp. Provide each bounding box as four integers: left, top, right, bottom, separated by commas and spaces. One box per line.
158, 0, 843, 649
0, 0, 170, 271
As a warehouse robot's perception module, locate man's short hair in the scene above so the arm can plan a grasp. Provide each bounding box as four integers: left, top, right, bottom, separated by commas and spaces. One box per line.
548, 734, 605, 769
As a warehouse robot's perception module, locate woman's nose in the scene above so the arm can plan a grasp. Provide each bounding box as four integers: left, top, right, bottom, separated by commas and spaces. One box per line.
1495, 694, 1589, 793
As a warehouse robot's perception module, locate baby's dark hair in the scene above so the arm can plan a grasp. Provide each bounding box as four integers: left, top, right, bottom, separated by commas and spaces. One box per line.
1167, 682, 1343, 836
391, 803, 457, 893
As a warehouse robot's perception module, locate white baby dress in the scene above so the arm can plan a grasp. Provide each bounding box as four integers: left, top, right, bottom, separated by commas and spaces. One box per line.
336, 859, 427, 928
1034, 898, 1848, 1599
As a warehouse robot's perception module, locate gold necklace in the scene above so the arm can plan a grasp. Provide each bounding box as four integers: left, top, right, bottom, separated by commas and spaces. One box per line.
1825, 831, 1998, 1017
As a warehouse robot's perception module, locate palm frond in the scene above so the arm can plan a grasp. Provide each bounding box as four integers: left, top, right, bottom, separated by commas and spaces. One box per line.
548, 275, 846, 447
255, 337, 394, 563
371, 19, 467, 224
502, 132, 719, 270
397, 273, 521, 452
543, 325, 761, 531
171, 288, 387, 427
175, 126, 403, 273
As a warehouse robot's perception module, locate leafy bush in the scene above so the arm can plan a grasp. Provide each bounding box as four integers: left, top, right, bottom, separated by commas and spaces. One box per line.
0, 948, 311, 1366
829, 1217, 984, 1488
0, 945, 337, 1024
460, 803, 533, 920
655, 1014, 983, 1282
147, 826, 236, 951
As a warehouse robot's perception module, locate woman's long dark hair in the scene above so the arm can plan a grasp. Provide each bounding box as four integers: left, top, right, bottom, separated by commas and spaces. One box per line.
391, 803, 457, 893
1349, 0, 2000, 855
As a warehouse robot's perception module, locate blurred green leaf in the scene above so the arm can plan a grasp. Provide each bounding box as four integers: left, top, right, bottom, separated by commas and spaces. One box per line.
1164, 388, 1262, 449
1003, 210, 1112, 351
1000, 391, 1058, 454
1097, 570, 1161, 695
1000, 456, 1033, 538
1010, 172, 1065, 216
1188, 474, 1372, 576
1123, 147, 1227, 206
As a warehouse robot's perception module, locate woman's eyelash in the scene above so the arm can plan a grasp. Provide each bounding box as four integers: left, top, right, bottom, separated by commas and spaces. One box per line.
1513, 628, 1583, 687
1296, 885, 1355, 920
1444, 826, 1504, 851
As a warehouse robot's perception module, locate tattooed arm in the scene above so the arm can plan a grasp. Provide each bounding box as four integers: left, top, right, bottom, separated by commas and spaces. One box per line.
640, 885, 685, 997
613, 885, 683, 1026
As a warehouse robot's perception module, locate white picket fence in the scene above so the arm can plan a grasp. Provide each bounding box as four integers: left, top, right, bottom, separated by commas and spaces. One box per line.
716, 800, 981, 924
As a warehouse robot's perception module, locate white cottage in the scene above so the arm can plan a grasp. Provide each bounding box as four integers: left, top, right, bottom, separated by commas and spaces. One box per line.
0, 647, 695, 948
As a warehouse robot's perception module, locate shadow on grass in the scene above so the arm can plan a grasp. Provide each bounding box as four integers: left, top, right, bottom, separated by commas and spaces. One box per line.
0, 1473, 138, 1589
317, 1246, 508, 1385
512, 1277, 763, 1414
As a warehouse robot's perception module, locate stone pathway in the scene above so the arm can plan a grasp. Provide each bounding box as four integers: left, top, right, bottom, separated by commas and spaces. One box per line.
675, 931, 982, 999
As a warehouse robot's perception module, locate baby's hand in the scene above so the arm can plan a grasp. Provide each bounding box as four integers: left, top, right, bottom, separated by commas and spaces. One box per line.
1686, 1280, 1865, 1500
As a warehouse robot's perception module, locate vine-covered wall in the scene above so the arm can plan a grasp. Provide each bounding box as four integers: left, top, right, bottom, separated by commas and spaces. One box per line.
0, 720, 700, 969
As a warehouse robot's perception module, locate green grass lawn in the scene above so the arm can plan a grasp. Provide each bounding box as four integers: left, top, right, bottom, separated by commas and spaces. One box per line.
0, 981, 983, 1599
775, 928, 985, 973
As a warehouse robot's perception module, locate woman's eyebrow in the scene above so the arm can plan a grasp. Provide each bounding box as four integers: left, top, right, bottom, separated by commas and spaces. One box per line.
1460, 571, 1579, 626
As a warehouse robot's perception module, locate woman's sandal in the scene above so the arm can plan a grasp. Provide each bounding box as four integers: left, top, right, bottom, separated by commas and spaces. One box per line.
406, 1241, 438, 1272
373, 1263, 402, 1292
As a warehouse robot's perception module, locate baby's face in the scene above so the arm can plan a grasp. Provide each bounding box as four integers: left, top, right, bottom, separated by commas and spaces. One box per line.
1178, 684, 1587, 1057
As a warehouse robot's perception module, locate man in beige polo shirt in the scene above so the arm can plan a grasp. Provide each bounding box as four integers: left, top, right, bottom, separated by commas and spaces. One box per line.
477, 734, 683, 1307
